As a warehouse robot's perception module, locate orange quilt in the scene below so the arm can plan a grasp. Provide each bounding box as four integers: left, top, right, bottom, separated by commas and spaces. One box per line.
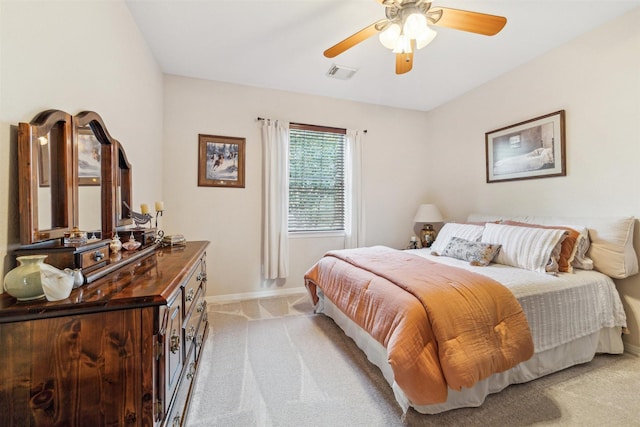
304, 246, 534, 405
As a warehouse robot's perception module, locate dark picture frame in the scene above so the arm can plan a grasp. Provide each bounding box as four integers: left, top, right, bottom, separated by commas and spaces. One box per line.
197, 134, 245, 188
485, 110, 566, 183
77, 128, 101, 186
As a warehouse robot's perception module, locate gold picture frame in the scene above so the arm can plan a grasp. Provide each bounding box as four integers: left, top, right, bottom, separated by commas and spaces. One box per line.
197, 134, 245, 188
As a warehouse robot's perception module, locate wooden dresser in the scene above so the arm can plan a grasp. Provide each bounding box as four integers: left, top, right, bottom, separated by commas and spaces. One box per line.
0, 241, 209, 427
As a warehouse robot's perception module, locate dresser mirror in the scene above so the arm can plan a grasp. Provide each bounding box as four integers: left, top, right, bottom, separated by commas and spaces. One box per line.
18, 109, 133, 245
18, 110, 74, 244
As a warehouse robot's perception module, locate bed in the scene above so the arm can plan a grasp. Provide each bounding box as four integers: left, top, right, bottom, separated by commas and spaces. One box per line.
304, 214, 637, 414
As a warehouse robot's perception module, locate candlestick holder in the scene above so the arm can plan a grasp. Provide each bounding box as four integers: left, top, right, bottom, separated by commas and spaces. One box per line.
155, 209, 163, 229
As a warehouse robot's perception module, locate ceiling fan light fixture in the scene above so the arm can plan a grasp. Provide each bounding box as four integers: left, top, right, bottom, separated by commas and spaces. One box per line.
403, 12, 427, 39
392, 34, 412, 54
379, 23, 401, 49
415, 26, 437, 49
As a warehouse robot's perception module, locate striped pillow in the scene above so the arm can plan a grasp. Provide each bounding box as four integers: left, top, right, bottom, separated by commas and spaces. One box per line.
501, 221, 580, 273
430, 223, 485, 255
481, 223, 567, 273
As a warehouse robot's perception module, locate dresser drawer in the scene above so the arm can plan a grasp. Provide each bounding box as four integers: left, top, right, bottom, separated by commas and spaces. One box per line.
165, 348, 197, 427
183, 264, 204, 316
161, 291, 184, 410
77, 245, 109, 270
183, 288, 204, 352
195, 309, 208, 359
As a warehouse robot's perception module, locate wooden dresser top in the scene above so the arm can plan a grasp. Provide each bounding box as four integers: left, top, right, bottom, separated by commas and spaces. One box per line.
0, 241, 209, 323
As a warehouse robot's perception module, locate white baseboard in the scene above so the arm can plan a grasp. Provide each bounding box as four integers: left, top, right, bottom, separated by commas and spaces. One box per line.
624, 342, 640, 356
205, 286, 308, 305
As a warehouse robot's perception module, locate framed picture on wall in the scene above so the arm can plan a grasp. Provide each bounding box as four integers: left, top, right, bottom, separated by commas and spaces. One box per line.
197, 134, 246, 188
485, 110, 566, 183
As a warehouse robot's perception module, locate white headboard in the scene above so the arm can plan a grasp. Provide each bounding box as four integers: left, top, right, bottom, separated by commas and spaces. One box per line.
467, 213, 638, 279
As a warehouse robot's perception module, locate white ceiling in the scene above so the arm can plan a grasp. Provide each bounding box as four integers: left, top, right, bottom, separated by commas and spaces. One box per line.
125, 0, 640, 112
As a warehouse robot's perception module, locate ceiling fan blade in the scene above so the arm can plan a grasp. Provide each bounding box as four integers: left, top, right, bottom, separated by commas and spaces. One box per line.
395, 51, 413, 75
324, 22, 381, 58
430, 7, 507, 36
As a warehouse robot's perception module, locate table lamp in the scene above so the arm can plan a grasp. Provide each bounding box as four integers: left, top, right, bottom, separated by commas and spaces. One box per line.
413, 204, 443, 248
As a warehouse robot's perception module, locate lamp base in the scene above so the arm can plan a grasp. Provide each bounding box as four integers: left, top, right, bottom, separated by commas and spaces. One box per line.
420, 224, 437, 248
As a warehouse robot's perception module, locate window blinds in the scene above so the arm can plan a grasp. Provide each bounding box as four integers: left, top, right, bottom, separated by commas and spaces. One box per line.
288, 125, 346, 232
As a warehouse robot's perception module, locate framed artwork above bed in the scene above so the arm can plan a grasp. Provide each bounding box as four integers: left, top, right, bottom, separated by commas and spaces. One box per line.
485, 110, 566, 183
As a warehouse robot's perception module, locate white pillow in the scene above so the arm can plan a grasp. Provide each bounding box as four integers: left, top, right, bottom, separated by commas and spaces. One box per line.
430, 223, 484, 255
468, 213, 637, 278
481, 223, 567, 273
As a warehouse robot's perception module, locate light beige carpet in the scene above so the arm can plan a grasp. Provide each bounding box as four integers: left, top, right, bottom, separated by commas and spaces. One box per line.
187, 294, 640, 426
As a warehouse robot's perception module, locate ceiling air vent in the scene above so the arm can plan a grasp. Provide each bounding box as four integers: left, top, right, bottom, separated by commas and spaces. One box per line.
326, 64, 358, 80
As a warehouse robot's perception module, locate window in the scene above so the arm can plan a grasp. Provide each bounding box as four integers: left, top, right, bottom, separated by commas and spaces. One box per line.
288, 123, 346, 233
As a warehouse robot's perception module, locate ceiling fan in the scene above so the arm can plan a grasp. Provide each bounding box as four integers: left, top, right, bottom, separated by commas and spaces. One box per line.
324, 0, 507, 75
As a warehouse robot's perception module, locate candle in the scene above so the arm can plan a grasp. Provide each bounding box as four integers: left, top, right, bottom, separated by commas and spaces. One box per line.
410, 236, 418, 242
155, 201, 164, 212
140, 203, 149, 215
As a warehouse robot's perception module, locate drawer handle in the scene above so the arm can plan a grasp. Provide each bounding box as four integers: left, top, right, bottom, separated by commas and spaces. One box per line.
186, 325, 196, 342
196, 272, 207, 282
170, 331, 181, 354
196, 301, 207, 313
94, 251, 104, 261
185, 287, 195, 302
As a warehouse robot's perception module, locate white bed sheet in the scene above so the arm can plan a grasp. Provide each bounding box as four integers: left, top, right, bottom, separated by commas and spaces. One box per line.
312, 248, 626, 414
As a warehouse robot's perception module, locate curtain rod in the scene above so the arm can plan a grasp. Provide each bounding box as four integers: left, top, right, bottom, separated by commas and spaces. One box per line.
257, 117, 367, 133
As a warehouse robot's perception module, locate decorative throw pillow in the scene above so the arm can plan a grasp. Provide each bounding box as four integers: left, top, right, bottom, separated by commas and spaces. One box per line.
563, 225, 594, 270
441, 237, 502, 266
481, 223, 567, 274
430, 223, 485, 255
502, 221, 580, 273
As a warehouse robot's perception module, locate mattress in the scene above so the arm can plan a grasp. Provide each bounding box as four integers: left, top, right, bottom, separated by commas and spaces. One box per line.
311, 248, 626, 414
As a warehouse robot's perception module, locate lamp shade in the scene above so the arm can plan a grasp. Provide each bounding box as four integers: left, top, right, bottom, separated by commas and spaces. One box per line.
413, 204, 443, 223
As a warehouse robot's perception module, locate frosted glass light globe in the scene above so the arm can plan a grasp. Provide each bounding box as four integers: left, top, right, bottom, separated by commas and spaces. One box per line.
392, 34, 412, 54
403, 13, 427, 39
416, 26, 437, 49
379, 23, 401, 50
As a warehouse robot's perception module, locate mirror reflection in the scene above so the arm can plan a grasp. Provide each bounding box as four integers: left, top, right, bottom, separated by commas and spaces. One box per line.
77, 126, 102, 234
36, 134, 52, 230
38, 121, 71, 232
116, 142, 133, 228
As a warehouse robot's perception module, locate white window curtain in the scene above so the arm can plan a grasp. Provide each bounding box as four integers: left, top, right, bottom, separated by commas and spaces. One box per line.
261, 119, 290, 280
344, 129, 365, 249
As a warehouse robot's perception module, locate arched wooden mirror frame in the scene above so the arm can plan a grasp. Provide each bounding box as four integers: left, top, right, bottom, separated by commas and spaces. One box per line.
73, 111, 133, 239
18, 109, 133, 245
116, 140, 133, 229
18, 110, 74, 244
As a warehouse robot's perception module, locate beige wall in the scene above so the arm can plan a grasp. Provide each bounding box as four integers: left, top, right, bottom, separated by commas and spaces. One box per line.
2, 0, 639, 351
0, 1, 163, 280
424, 8, 640, 350
162, 76, 431, 298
